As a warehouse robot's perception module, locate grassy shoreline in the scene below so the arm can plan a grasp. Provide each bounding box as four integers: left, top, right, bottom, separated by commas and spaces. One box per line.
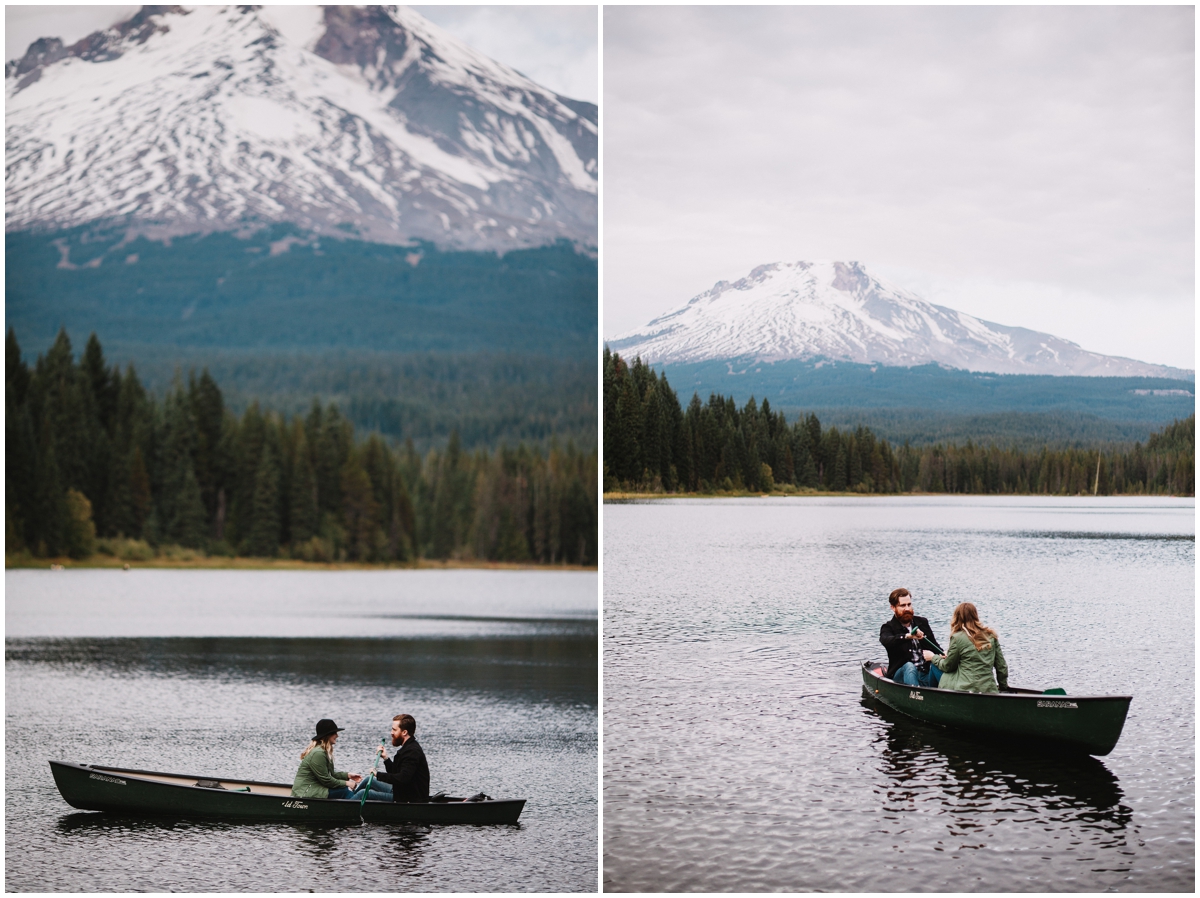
5, 553, 596, 572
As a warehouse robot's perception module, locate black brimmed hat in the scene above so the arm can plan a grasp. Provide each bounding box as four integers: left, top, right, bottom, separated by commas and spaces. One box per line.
314, 718, 344, 740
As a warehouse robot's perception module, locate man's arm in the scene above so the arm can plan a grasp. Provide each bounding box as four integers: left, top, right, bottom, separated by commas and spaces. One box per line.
879, 621, 906, 650
377, 749, 418, 790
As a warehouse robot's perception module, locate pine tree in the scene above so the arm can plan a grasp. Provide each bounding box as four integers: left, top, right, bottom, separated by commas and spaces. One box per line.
246, 447, 281, 557
288, 422, 318, 545
171, 466, 208, 548
160, 383, 206, 545
341, 455, 380, 561
190, 369, 226, 521
613, 375, 641, 484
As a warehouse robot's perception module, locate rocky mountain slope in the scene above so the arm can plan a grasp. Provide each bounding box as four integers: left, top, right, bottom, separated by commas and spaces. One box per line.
5, 5, 597, 250
608, 261, 1190, 379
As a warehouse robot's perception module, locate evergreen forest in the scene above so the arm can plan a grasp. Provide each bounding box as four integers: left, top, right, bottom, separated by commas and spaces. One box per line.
604, 349, 1195, 497
6, 329, 597, 565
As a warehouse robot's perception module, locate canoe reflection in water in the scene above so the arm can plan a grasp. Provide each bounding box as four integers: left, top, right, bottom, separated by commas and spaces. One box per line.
864, 695, 1135, 860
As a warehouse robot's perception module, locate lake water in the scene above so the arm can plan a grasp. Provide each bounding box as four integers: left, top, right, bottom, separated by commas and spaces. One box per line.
603, 496, 1194, 892
6, 569, 597, 892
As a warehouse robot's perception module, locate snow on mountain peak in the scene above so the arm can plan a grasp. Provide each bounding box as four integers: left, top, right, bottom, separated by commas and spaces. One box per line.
609, 260, 1190, 379
5, 5, 597, 250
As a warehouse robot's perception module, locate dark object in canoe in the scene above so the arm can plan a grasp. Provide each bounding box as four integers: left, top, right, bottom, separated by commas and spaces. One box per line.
861, 661, 1131, 756
49, 761, 525, 824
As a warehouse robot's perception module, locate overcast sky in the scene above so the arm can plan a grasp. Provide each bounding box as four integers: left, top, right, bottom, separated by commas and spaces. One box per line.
604, 6, 1195, 370
5, 5, 597, 102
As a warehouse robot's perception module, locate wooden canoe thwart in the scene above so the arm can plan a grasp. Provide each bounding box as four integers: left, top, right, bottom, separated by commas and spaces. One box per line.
49, 761, 525, 824
861, 661, 1132, 756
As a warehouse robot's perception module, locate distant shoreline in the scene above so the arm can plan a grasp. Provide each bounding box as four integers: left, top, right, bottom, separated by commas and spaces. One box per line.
604, 490, 1194, 501
5, 555, 597, 572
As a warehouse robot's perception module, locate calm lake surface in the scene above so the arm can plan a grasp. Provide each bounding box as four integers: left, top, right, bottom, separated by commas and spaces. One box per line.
603, 497, 1194, 892
6, 569, 597, 892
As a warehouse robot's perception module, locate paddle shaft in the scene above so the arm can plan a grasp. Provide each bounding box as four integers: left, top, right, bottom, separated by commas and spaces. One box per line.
358, 738, 387, 810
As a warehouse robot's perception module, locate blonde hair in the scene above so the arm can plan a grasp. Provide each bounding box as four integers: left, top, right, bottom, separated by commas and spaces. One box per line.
949, 602, 998, 651
300, 732, 337, 764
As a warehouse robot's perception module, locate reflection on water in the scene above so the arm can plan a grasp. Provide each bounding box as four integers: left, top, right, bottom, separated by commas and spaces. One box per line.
7, 631, 596, 704
604, 497, 1192, 892
866, 697, 1132, 854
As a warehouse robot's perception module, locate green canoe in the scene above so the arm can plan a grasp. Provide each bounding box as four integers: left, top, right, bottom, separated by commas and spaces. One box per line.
861, 661, 1131, 756
49, 761, 525, 824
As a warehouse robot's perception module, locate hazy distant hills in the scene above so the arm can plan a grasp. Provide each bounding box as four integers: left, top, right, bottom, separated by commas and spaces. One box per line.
609, 261, 1190, 380
655, 357, 1193, 447
6, 225, 595, 357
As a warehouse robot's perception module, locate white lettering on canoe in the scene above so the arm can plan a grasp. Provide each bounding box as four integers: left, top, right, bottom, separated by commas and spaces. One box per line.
89, 773, 126, 786
909, 691, 923, 701
283, 800, 308, 809
1037, 700, 1078, 709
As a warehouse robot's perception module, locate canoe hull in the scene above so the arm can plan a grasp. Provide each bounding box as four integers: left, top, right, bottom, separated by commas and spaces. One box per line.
861, 661, 1131, 756
50, 761, 525, 825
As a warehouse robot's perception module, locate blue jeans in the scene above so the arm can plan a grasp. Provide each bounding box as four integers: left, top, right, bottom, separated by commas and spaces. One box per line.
895, 662, 942, 688
350, 777, 393, 802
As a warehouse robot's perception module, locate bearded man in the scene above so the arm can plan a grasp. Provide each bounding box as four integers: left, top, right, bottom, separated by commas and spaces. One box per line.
880, 588, 944, 688
375, 713, 431, 803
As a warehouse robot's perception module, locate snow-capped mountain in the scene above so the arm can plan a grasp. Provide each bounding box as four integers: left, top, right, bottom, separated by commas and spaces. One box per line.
5, 5, 597, 250
609, 261, 1191, 379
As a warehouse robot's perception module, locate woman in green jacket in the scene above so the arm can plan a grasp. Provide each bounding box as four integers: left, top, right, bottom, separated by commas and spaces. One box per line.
292, 718, 361, 799
922, 602, 1008, 693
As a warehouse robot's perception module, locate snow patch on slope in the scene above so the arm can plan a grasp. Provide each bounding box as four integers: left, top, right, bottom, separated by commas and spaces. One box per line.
609, 260, 1191, 379
5, 5, 597, 249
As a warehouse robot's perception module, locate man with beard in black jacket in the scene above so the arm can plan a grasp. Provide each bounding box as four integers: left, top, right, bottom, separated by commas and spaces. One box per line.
374, 713, 430, 802
880, 588, 944, 687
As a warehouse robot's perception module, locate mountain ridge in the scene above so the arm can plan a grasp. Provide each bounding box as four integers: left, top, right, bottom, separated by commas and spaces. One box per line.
609, 260, 1190, 380
5, 5, 597, 251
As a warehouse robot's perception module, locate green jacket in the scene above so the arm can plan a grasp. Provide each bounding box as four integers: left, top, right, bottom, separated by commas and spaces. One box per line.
933, 631, 1008, 693
291, 747, 349, 798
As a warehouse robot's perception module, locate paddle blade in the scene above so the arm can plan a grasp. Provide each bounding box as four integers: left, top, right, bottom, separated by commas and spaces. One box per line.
1042, 687, 1067, 695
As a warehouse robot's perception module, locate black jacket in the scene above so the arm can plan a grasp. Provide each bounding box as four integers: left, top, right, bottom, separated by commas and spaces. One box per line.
377, 737, 430, 803
880, 614, 944, 680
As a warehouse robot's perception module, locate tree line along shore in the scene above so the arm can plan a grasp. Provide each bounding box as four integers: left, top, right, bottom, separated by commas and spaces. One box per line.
604, 349, 1195, 497
6, 330, 597, 565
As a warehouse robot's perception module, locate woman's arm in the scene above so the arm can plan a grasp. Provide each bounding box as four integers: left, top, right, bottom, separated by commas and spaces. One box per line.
309, 749, 348, 789
993, 638, 1009, 689
932, 632, 964, 672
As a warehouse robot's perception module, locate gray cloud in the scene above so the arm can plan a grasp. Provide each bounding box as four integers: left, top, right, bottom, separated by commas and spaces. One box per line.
604, 6, 1194, 369
413, 5, 597, 102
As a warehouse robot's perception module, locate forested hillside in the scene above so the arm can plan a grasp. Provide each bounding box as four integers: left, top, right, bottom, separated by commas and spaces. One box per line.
6, 226, 598, 356
647, 357, 1193, 448
604, 349, 1194, 497
6, 330, 596, 564
7, 226, 598, 451
124, 347, 595, 453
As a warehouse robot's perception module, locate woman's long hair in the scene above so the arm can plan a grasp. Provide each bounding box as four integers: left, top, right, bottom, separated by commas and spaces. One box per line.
949, 602, 998, 651
300, 732, 337, 764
